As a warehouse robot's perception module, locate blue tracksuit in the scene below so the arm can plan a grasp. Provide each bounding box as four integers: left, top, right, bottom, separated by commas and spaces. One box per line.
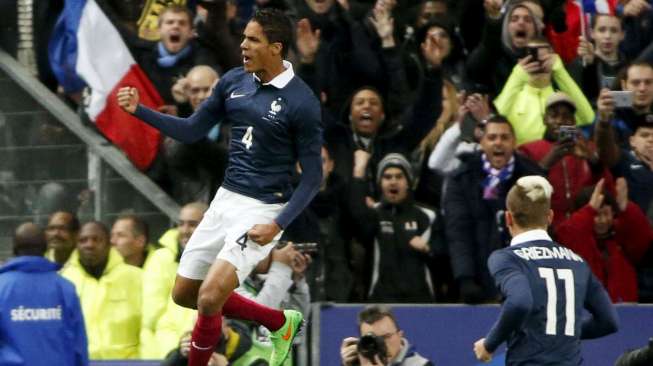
0, 256, 88, 366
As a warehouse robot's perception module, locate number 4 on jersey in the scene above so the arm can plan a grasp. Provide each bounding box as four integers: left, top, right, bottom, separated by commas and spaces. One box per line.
242, 126, 254, 150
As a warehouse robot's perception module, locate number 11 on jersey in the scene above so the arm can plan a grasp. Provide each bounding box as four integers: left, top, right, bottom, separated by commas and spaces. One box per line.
539, 267, 575, 336
242, 126, 254, 150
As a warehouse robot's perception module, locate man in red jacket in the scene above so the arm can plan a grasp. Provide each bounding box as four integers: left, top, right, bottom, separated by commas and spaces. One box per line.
519, 92, 606, 228
556, 177, 653, 302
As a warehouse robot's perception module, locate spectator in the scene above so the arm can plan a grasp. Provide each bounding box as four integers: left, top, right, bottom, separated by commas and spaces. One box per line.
568, 14, 628, 103
282, 146, 354, 301
556, 178, 653, 302
595, 62, 653, 145
519, 92, 604, 228
621, 0, 653, 61
494, 37, 594, 145
466, 0, 544, 96
110, 213, 153, 268
443, 115, 545, 304
44, 211, 80, 265
0, 222, 88, 366
350, 152, 438, 302
61, 221, 143, 359
340, 305, 433, 366
595, 94, 653, 218
150, 202, 209, 359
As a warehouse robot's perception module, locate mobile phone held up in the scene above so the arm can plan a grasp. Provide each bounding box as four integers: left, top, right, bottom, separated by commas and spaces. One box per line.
558, 125, 578, 142
608, 91, 634, 108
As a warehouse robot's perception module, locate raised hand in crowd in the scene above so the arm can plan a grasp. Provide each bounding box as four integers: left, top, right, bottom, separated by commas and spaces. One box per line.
409, 236, 430, 253
353, 149, 372, 178
421, 32, 445, 68
296, 19, 321, 64
337, 0, 350, 11
588, 178, 605, 211
623, 0, 652, 18
464, 93, 491, 122
171, 76, 190, 104
597, 88, 616, 122
369, 4, 395, 48
616, 177, 629, 212
116, 86, 139, 114
484, 0, 503, 19
539, 137, 576, 170
577, 36, 595, 65
373, 0, 396, 13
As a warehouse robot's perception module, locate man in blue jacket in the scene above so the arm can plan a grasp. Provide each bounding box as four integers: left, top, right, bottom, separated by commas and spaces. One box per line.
0, 222, 88, 366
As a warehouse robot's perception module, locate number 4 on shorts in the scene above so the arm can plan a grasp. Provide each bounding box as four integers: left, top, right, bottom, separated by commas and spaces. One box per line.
236, 233, 248, 251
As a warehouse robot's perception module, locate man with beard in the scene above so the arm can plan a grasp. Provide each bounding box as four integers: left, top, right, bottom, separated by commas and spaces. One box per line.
61, 221, 143, 359
44, 211, 79, 265
349, 152, 437, 303
444, 115, 544, 304
466, 0, 543, 96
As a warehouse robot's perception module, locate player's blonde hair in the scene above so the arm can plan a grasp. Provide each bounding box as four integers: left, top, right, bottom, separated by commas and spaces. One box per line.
506, 176, 553, 229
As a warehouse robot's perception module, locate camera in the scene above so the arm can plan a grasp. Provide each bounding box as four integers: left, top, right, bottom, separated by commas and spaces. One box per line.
558, 125, 578, 142
354, 333, 388, 365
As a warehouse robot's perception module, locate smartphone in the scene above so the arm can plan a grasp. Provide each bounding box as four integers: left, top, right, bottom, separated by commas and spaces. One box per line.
558, 125, 578, 142
528, 46, 541, 62
609, 91, 634, 108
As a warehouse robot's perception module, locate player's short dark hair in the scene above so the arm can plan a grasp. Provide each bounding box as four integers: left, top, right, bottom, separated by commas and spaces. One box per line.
358, 305, 399, 331
251, 8, 293, 58
506, 177, 552, 229
158, 4, 194, 27
116, 213, 150, 243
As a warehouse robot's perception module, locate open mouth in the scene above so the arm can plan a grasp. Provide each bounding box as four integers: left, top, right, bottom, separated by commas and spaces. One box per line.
388, 188, 399, 195
169, 34, 181, 43
358, 112, 374, 124
243, 55, 251, 65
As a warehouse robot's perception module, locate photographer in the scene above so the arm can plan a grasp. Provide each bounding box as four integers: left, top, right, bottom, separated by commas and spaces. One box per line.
518, 92, 605, 228
340, 305, 432, 366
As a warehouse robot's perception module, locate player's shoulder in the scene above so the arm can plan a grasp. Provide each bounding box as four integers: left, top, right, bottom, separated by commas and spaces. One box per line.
287, 75, 319, 106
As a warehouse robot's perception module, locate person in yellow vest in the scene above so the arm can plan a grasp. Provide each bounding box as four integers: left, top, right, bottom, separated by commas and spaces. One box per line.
44, 211, 79, 265
148, 202, 209, 359
61, 221, 143, 359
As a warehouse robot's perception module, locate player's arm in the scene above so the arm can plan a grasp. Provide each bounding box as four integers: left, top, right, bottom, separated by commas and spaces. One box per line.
116, 78, 226, 143
483, 251, 533, 353
581, 272, 619, 339
274, 96, 323, 230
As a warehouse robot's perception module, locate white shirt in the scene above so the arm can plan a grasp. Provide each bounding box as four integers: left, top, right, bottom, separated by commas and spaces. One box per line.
510, 229, 552, 247
253, 60, 294, 88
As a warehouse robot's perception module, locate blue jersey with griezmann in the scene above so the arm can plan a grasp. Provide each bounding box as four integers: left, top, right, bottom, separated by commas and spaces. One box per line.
484, 231, 618, 366
133, 63, 323, 228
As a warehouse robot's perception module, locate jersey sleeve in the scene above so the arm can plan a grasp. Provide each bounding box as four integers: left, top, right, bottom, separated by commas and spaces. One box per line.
484, 250, 534, 353
581, 272, 619, 339
132, 73, 228, 143
274, 94, 323, 229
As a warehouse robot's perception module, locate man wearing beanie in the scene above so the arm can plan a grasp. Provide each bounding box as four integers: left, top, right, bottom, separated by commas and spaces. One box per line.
349, 151, 437, 303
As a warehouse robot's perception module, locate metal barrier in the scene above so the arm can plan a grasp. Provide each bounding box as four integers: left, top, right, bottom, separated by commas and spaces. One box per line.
0, 50, 179, 257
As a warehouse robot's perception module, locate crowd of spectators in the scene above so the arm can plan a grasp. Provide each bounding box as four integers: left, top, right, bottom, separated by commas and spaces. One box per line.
3, 0, 653, 361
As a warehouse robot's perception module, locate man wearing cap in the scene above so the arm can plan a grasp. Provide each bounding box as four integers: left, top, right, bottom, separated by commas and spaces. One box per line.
349, 151, 437, 302
519, 92, 605, 228
0, 223, 88, 366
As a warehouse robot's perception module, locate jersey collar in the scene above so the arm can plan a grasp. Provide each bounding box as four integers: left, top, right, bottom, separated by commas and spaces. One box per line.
510, 229, 552, 246
253, 60, 294, 88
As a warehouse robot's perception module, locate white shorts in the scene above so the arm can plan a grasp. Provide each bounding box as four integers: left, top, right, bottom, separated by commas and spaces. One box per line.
177, 187, 285, 285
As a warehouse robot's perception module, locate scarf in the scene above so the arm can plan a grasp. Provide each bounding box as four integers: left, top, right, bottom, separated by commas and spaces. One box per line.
481, 154, 515, 200
157, 42, 192, 68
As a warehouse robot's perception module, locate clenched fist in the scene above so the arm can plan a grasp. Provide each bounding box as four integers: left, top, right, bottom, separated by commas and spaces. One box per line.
116, 87, 139, 114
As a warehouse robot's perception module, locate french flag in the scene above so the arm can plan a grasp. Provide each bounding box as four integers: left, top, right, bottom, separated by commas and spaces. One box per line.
49, 0, 163, 170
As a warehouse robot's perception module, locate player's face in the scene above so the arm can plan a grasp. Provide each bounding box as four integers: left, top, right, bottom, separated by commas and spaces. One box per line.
350, 89, 385, 137
480, 122, 516, 170
159, 11, 194, 54
380, 167, 409, 204
591, 15, 623, 56
178, 206, 204, 248
544, 103, 575, 140
240, 21, 280, 74
78, 223, 110, 268
629, 127, 653, 158
623, 66, 653, 109
45, 212, 76, 252
110, 219, 143, 261
508, 6, 537, 49
359, 316, 403, 361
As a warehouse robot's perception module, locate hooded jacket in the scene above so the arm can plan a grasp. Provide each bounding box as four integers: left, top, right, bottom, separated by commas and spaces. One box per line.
61, 248, 143, 359
0, 256, 88, 366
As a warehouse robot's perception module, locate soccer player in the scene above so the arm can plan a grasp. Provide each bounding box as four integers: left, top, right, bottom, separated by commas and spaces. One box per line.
473, 176, 618, 364
117, 9, 322, 366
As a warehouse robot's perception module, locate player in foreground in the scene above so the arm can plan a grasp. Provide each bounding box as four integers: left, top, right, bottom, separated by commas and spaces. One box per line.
473, 176, 618, 364
117, 8, 322, 366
